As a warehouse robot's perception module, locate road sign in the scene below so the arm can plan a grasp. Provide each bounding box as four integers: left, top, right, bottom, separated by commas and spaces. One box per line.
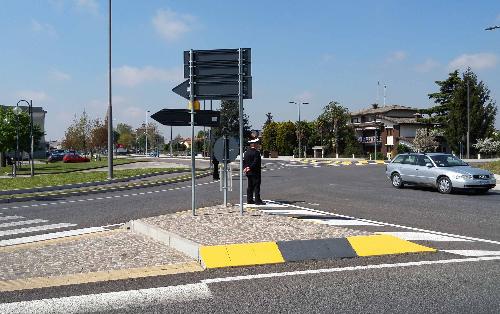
150, 109, 220, 127
172, 77, 252, 100
183, 48, 251, 78
213, 136, 239, 163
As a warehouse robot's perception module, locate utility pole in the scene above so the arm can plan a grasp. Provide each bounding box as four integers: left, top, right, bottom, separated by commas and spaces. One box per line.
467, 80, 470, 159
289, 101, 309, 158
107, 0, 113, 179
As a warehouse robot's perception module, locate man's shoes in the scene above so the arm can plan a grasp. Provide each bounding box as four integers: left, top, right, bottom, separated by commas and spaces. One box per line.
247, 200, 255, 204
255, 200, 265, 205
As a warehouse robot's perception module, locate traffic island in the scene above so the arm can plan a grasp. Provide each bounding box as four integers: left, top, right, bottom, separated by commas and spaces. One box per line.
130, 205, 436, 269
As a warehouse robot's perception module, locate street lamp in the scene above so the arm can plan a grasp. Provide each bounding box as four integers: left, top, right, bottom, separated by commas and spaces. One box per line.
17, 99, 34, 177
12, 105, 23, 177
289, 101, 309, 158
145, 110, 150, 155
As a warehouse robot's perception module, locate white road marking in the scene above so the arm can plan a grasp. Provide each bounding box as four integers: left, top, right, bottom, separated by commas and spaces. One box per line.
261, 209, 326, 215
266, 201, 500, 245
312, 219, 383, 226
0, 283, 212, 314
0, 226, 107, 247
0, 219, 48, 228
0, 223, 77, 237
0, 215, 24, 221
442, 250, 500, 257
202, 256, 500, 284
378, 231, 473, 242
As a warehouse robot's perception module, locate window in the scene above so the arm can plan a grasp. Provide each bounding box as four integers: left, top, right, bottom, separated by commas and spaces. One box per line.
392, 155, 404, 163
352, 117, 359, 123
386, 128, 393, 136
430, 155, 468, 167
402, 155, 417, 165
417, 155, 432, 166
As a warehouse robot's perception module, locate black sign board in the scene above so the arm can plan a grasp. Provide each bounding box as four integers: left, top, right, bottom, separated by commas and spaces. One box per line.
172, 78, 252, 100
183, 48, 251, 78
151, 109, 221, 127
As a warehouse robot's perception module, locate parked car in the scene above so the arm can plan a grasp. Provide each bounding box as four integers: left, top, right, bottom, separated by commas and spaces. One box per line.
386, 153, 496, 194
63, 153, 90, 163
47, 150, 66, 162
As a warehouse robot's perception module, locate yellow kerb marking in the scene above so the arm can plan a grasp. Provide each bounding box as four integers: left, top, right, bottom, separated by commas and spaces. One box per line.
0, 262, 202, 292
341, 161, 352, 165
200, 242, 285, 268
347, 234, 436, 256
375, 160, 386, 164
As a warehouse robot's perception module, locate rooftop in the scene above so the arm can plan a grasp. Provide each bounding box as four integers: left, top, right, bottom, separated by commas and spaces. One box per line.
350, 104, 418, 116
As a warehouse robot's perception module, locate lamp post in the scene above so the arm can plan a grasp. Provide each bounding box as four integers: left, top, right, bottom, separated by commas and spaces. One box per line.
17, 99, 34, 177
145, 110, 150, 155
12, 105, 23, 177
289, 101, 309, 158
107, 0, 113, 179
467, 80, 470, 159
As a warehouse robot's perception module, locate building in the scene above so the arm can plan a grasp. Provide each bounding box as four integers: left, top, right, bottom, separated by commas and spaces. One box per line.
350, 104, 428, 159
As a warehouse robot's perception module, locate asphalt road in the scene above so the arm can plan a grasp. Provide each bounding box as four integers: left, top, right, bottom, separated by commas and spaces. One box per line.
1, 159, 499, 313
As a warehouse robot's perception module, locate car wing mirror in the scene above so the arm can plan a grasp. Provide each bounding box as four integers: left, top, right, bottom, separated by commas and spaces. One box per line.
425, 163, 433, 168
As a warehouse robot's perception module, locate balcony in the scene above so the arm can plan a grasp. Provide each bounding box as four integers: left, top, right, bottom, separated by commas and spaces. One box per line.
357, 136, 381, 144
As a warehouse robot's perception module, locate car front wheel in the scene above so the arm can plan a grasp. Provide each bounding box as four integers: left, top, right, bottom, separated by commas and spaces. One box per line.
391, 173, 404, 189
437, 177, 452, 194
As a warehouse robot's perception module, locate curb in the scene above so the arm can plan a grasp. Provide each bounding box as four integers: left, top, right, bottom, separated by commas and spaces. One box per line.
0, 171, 211, 204
130, 221, 436, 269
0, 168, 195, 196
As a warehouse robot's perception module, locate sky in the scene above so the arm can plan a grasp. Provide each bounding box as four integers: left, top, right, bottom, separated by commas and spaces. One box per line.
1, 0, 499, 141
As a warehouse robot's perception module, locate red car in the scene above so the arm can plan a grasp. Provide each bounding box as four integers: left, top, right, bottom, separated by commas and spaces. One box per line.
63, 153, 90, 163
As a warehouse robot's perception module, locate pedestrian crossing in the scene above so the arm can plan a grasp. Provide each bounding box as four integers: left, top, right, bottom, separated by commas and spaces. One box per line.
287, 159, 389, 168
253, 200, 500, 258
0, 212, 110, 247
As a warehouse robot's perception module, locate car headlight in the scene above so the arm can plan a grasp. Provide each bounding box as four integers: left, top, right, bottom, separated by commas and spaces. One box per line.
456, 174, 472, 180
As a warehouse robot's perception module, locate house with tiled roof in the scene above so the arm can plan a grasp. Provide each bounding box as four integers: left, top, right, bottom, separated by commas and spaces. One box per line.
350, 104, 433, 158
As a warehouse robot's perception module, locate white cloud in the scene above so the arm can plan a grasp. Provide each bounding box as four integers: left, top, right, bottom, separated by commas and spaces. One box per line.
386, 50, 407, 63
15, 90, 49, 102
113, 65, 182, 87
448, 53, 498, 70
49, 69, 71, 81
152, 9, 195, 42
31, 19, 57, 38
75, 0, 99, 16
414, 59, 440, 73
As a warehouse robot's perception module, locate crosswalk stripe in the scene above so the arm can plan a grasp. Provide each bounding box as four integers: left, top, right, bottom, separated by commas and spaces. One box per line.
0, 223, 77, 237
0, 215, 24, 221
377, 232, 473, 242
0, 226, 105, 247
0, 219, 48, 229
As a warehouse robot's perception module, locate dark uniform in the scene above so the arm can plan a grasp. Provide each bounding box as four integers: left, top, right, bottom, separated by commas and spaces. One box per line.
243, 146, 262, 204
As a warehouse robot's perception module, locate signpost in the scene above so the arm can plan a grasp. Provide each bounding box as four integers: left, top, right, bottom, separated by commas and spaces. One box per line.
172, 48, 252, 215
213, 136, 239, 207
151, 109, 220, 127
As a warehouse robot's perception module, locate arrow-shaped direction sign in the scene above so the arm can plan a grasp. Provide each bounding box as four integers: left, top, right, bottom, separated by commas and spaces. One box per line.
172, 78, 252, 101
172, 80, 190, 99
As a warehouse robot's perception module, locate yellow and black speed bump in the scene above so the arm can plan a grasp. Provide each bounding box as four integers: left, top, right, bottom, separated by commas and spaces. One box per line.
277, 238, 357, 261
198, 235, 436, 269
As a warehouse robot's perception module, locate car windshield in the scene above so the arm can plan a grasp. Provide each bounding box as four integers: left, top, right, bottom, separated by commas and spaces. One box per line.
429, 155, 468, 167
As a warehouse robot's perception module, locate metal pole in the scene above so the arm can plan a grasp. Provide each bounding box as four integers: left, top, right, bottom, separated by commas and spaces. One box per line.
374, 128, 377, 160
14, 107, 19, 177
223, 135, 228, 206
189, 49, 196, 215
298, 102, 301, 159
145, 112, 148, 155
170, 126, 173, 157
203, 100, 206, 158
238, 48, 244, 215
467, 81, 470, 159
209, 100, 213, 170
107, 0, 113, 179
29, 100, 34, 177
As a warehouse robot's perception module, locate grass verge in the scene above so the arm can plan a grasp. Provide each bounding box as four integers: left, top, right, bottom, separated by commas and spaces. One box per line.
475, 160, 500, 175
0, 158, 140, 175
0, 168, 188, 191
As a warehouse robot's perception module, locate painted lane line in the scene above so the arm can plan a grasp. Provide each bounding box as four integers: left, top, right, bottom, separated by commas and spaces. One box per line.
202, 256, 500, 284
0, 215, 24, 221
30, 204, 39, 207
0, 223, 77, 237
378, 232, 473, 242
0, 219, 48, 228
0, 283, 212, 314
311, 219, 383, 226
442, 250, 500, 257
68, 200, 76, 203
267, 200, 500, 245
0, 226, 107, 247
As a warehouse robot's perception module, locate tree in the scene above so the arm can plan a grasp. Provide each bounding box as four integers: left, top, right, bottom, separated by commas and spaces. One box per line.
212, 100, 251, 139
263, 112, 273, 129
89, 118, 108, 154
62, 111, 92, 152
317, 101, 352, 156
276, 121, 296, 156
135, 122, 163, 153
413, 128, 440, 153
421, 69, 497, 154
473, 138, 500, 156
116, 123, 135, 149
262, 121, 278, 152
0, 106, 44, 166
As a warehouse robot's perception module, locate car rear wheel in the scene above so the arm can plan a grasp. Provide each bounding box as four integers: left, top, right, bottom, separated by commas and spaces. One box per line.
437, 176, 452, 194
391, 173, 404, 189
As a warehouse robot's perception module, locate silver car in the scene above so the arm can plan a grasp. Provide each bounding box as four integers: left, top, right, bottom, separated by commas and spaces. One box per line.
386, 153, 496, 194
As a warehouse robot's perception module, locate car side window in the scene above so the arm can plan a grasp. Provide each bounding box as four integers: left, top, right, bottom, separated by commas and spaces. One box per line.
417, 156, 432, 166
392, 155, 404, 163
402, 155, 416, 165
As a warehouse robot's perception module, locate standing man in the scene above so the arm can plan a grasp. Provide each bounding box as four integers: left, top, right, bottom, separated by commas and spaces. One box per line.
243, 138, 264, 205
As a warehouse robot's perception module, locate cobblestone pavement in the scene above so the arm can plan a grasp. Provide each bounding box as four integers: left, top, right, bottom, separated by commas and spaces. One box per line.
0, 230, 193, 281
141, 205, 370, 246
